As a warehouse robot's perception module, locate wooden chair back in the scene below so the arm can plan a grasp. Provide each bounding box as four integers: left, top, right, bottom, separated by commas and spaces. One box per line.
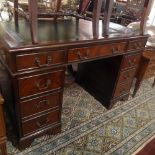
113, 0, 150, 35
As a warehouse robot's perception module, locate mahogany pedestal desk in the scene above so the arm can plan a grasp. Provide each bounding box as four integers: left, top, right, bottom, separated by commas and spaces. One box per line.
0, 19, 148, 149
0, 95, 7, 155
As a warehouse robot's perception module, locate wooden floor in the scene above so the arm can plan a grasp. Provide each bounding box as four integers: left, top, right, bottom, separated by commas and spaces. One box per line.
136, 138, 155, 155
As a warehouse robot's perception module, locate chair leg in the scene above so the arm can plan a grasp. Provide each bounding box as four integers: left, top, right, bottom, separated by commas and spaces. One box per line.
14, 0, 19, 27
28, 0, 38, 44
54, 0, 62, 20
103, 0, 114, 36
92, 0, 102, 39
152, 78, 155, 87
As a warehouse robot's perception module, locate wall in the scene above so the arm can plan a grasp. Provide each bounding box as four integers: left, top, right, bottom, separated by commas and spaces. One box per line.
148, 0, 155, 25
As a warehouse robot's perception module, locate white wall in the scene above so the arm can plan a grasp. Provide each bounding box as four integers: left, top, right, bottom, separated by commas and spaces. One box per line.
149, 0, 155, 25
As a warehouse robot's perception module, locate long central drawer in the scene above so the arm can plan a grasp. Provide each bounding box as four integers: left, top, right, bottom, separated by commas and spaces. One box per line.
68, 42, 126, 63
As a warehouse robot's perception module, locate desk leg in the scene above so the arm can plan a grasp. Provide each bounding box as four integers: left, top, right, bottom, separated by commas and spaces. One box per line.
133, 57, 149, 97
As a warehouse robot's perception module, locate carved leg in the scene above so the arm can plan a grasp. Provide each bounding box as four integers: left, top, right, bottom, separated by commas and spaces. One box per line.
28, 0, 38, 44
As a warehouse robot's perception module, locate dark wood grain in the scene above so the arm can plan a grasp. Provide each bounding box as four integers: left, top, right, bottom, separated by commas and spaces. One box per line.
0, 95, 7, 155
68, 42, 127, 63
22, 109, 61, 136
136, 137, 155, 155
113, 79, 132, 97
117, 68, 136, 84
121, 53, 141, 70
16, 50, 66, 71
18, 69, 65, 98
127, 39, 146, 52
21, 90, 63, 119
0, 19, 135, 48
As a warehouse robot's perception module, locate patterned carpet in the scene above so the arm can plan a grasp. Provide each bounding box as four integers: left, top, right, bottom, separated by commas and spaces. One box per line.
7, 78, 155, 155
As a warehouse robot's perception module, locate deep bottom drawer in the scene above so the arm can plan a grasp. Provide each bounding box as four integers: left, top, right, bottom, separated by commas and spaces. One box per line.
22, 109, 61, 136
113, 80, 132, 97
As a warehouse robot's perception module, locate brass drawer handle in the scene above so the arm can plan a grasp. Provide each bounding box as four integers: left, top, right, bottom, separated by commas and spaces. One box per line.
112, 47, 120, 53
36, 118, 49, 128
77, 50, 89, 60
35, 99, 50, 108
35, 56, 52, 67
123, 73, 130, 80
120, 88, 126, 94
138, 42, 142, 47
35, 79, 51, 90
128, 59, 136, 66
77, 51, 82, 59
133, 43, 139, 49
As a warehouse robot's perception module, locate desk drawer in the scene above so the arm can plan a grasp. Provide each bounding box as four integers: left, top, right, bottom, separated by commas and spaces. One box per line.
127, 40, 146, 52
117, 68, 136, 84
21, 91, 62, 118
16, 50, 65, 71
22, 109, 60, 136
121, 53, 141, 70
145, 65, 155, 79
149, 59, 155, 66
114, 80, 132, 97
68, 42, 126, 62
18, 69, 65, 98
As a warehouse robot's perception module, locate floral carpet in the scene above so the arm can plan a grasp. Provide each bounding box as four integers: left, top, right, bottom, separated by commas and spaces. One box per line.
7, 78, 155, 155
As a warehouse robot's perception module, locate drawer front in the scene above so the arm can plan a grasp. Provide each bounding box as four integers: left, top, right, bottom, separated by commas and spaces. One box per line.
21, 91, 62, 118
145, 65, 155, 79
22, 109, 60, 135
16, 50, 65, 71
121, 53, 141, 70
117, 68, 136, 84
68, 42, 126, 62
149, 59, 155, 66
113, 80, 132, 97
18, 69, 65, 98
127, 40, 146, 52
